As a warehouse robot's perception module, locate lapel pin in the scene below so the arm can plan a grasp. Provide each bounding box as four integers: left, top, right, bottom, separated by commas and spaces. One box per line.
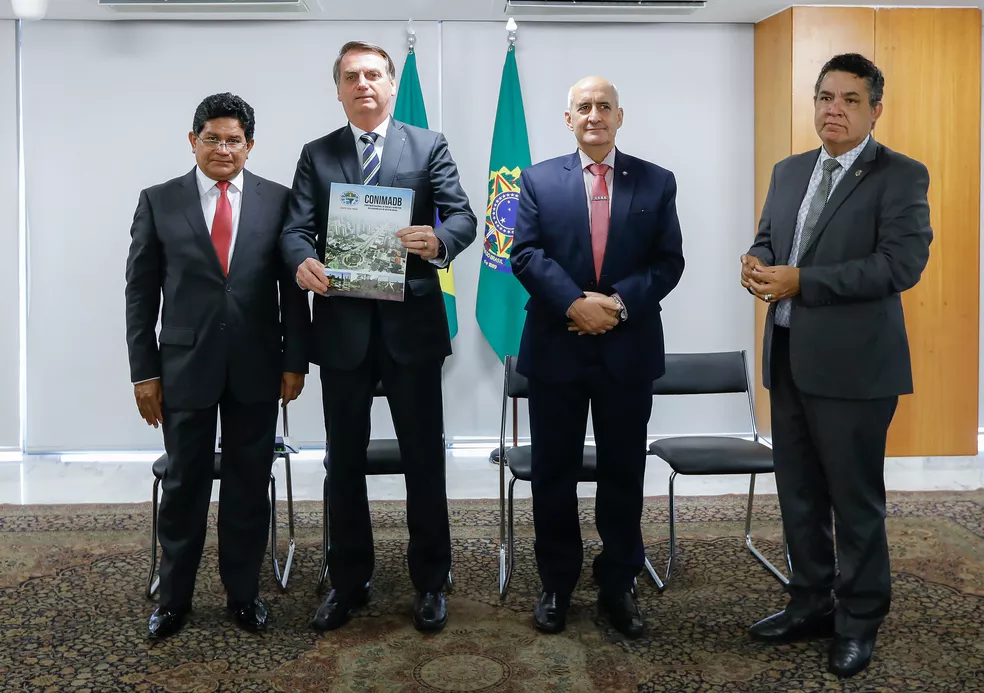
621, 171, 627, 176
855, 169, 863, 177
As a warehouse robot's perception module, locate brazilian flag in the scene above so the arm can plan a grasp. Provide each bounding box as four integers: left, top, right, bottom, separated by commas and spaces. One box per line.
393, 48, 459, 339
475, 45, 531, 362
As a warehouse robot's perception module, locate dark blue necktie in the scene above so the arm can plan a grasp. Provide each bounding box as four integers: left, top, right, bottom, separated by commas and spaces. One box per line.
360, 132, 380, 186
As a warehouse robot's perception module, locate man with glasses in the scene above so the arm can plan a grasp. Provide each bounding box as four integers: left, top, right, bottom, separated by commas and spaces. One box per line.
125, 92, 310, 639
282, 41, 476, 633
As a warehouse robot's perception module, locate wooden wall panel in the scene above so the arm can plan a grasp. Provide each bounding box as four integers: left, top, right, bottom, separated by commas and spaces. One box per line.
875, 8, 981, 456
753, 9, 792, 436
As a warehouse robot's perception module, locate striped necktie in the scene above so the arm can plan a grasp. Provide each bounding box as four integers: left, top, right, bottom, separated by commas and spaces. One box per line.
360, 132, 380, 186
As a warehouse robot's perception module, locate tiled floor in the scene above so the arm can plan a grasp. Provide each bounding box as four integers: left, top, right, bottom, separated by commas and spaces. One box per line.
0, 443, 982, 505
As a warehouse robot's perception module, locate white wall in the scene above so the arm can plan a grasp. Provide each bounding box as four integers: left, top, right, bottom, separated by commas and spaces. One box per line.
19, 19, 756, 452
0, 21, 19, 450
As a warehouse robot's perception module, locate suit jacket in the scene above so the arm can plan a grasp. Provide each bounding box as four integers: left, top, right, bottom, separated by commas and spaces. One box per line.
125, 168, 311, 410
511, 149, 685, 384
747, 136, 932, 399
279, 119, 477, 370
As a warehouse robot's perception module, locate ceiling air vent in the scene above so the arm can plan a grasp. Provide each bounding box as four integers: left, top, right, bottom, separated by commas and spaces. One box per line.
503, 0, 707, 16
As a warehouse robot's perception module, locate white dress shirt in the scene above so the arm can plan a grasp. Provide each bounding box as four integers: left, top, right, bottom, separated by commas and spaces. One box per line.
349, 119, 448, 268
196, 166, 245, 266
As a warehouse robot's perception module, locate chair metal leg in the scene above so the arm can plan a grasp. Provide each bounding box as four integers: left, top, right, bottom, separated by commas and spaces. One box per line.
270, 454, 296, 591
446, 567, 453, 593
665, 471, 678, 583
318, 474, 330, 594
147, 477, 161, 599
744, 473, 789, 585
644, 555, 665, 592
499, 476, 518, 599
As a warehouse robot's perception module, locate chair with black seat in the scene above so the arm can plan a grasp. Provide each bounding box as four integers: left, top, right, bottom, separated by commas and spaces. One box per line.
647, 351, 791, 586
146, 404, 297, 599
496, 354, 665, 599
317, 380, 453, 594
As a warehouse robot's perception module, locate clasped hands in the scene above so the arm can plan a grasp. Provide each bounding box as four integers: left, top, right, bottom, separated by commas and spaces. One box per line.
740, 254, 800, 303
567, 291, 621, 335
296, 225, 439, 295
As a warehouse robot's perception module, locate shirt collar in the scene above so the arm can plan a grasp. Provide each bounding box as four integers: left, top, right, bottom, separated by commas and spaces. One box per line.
351, 118, 390, 144
820, 134, 870, 171
196, 166, 244, 197
578, 147, 616, 172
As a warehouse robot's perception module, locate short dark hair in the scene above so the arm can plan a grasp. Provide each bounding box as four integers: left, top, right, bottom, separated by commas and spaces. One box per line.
332, 41, 396, 86
814, 53, 885, 108
192, 92, 255, 141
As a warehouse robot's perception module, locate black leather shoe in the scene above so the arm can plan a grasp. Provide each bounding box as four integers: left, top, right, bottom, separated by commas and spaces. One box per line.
599, 590, 644, 639
828, 636, 875, 677
748, 605, 835, 643
312, 584, 370, 632
533, 591, 570, 634
228, 597, 268, 633
148, 606, 187, 640
413, 591, 448, 632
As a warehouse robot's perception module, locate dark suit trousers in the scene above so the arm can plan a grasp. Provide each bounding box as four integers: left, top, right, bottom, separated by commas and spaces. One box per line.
770, 326, 898, 638
529, 364, 653, 596
321, 306, 451, 595
158, 390, 278, 610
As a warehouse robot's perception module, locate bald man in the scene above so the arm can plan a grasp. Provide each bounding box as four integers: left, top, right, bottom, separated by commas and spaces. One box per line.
511, 77, 685, 638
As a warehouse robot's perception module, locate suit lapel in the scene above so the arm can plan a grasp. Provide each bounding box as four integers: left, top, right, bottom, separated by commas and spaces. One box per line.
377, 118, 406, 188
228, 170, 261, 278
777, 151, 819, 264
602, 149, 634, 279
563, 152, 593, 275
181, 168, 225, 277
335, 126, 361, 185
798, 137, 878, 258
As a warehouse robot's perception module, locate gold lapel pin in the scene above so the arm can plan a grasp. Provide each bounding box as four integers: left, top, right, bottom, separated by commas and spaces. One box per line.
855, 169, 863, 177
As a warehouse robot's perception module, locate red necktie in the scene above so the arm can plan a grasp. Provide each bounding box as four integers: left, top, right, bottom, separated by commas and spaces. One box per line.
587, 163, 610, 282
212, 180, 233, 275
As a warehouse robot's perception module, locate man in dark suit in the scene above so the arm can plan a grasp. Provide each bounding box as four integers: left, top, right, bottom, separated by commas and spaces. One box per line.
281, 41, 476, 633
511, 76, 685, 639
125, 93, 310, 639
742, 54, 932, 677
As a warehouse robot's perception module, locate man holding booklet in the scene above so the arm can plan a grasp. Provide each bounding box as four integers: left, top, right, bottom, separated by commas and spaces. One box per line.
280, 40, 477, 633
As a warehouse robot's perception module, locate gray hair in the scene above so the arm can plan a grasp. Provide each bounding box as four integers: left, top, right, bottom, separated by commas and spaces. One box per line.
567, 83, 620, 112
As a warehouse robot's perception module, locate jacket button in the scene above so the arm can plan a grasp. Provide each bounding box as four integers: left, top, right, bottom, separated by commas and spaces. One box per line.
219, 323, 226, 330
225, 284, 231, 292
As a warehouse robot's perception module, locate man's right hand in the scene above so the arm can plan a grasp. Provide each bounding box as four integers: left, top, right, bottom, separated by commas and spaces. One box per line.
740, 254, 767, 290
568, 295, 620, 335
134, 379, 163, 429
296, 258, 330, 294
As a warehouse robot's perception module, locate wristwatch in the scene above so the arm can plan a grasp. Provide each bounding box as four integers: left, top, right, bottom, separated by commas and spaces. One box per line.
611, 293, 628, 321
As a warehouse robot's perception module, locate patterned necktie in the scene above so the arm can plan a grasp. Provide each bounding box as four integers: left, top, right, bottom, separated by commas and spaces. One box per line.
775, 157, 841, 326
587, 163, 611, 283
211, 180, 232, 275
360, 132, 380, 186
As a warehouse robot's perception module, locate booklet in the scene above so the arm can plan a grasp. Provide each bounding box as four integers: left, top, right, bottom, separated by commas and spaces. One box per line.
324, 182, 414, 302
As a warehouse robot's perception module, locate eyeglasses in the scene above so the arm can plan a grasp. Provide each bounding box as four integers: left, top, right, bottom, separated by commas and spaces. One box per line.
196, 136, 248, 152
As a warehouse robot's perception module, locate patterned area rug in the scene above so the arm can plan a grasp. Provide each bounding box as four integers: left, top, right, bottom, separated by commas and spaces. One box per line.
1, 491, 983, 692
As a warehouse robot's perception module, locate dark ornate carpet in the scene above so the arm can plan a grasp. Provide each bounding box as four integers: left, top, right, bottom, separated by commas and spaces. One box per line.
1, 491, 983, 692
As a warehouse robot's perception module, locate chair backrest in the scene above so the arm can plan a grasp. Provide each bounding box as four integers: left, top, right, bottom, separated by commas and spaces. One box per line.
503, 355, 530, 400
652, 351, 750, 395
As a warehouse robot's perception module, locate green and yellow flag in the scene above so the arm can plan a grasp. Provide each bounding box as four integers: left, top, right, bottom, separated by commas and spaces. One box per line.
393, 48, 459, 339
475, 45, 531, 362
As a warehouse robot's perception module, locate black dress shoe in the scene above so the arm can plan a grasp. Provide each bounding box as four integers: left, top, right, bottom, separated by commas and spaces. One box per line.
598, 590, 644, 639
227, 597, 268, 633
533, 592, 570, 634
413, 591, 448, 632
748, 605, 835, 643
828, 636, 875, 678
148, 606, 187, 640
312, 585, 370, 632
